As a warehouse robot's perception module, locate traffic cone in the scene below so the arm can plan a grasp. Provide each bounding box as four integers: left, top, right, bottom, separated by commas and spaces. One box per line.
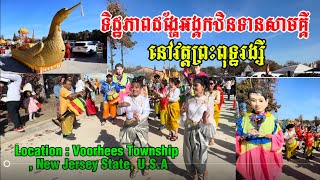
233, 99, 236, 109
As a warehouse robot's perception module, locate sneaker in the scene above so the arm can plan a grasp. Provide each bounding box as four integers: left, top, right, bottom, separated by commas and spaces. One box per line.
29, 119, 34, 122
101, 121, 106, 126
291, 155, 298, 159
14, 127, 25, 132
158, 125, 165, 130
112, 119, 117, 125
63, 135, 76, 140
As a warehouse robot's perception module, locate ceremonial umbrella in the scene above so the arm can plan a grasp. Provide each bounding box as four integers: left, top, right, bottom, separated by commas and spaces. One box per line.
0, 39, 6, 44
18, 28, 29, 35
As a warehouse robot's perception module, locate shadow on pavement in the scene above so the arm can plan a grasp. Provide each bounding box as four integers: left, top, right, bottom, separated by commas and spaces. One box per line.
282, 165, 317, 180
214, 138, 235, 152
148, 145, 193, 180
208, 147, 236, 165
148, 118, 185, 138
148, 119, 166, 137
95, 129, 126, 161
72, 53, 105, 64
217, 123, 235, 138
220, 114, 236, 122
286, 151, 320, 175
95, 129, 192, 179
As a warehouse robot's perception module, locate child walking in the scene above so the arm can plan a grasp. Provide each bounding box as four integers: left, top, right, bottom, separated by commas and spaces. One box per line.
23, 91, 39, 121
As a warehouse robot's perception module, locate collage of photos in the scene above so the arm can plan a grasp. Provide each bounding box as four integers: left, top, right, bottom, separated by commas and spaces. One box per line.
236, 78, 320, 180
0, 71, 237, 180
1, 0, 320, 180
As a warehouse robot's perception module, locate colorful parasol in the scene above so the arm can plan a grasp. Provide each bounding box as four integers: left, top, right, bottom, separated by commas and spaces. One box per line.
18, 28, 29, 35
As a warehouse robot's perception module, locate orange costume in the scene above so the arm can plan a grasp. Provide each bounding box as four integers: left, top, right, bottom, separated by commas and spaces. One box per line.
305, 131, 314, 157
101, 81, 120, 120
65, 43, 71, 59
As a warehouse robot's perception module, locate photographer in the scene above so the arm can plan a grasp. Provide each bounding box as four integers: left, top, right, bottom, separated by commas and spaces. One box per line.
0, 73, 24, 132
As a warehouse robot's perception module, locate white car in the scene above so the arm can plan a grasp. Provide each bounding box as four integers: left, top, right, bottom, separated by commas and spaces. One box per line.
250, 72, 283, 77
72, 41, 97, 55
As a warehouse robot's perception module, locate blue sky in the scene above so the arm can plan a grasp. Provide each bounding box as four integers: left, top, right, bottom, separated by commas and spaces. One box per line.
237, 78, 320, 120
275, 78, 320, 120
1, 0, 319, 70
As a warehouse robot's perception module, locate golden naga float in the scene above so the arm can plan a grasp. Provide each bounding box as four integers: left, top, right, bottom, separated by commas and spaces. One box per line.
11, 2, 81, 73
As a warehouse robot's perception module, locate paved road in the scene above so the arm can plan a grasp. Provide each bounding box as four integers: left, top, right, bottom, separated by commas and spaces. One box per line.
0, 50, 108, 73
2, 94, 318, 180
0, 95, 236, 180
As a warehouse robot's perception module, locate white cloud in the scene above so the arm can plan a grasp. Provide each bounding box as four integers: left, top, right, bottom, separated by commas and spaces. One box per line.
265, 32, 283, 40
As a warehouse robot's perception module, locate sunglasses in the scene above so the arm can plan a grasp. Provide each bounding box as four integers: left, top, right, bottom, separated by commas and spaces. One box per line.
210, 83, 214, 85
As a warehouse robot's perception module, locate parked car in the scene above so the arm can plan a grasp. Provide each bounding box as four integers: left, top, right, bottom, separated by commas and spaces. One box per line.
250, 72, 283, 77
70, 42, 75, 52
96, 43, 103, 52
72, 41, 97, 55
92, 41, 100, 45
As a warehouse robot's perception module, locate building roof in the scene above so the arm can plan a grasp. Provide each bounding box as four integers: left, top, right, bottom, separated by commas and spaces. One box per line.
273, 64, 312, 75
244, 65, 253, 72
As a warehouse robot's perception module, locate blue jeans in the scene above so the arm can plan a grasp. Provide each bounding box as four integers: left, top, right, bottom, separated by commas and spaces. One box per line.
227, 89, 231, 100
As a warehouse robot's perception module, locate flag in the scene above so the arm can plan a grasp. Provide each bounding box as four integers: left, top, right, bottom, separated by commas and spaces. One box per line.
183, 67, 188, 78
80, 1, 84, 16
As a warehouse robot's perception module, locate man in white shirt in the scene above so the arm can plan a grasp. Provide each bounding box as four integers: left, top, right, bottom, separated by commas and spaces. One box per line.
75, 76, 85, 93
225, 78, 232, 100
0, 73, 24, 132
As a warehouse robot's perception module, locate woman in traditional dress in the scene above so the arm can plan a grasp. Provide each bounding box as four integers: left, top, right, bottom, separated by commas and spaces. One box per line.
84, 81, 97, 116
305, 126, 314, 159
214, 79, 224, 126
182, 76, 216, 180
236, 88, 284, 180
206, 77, 220, 145
296, 125, 305, 150
165, 77, 181, 141
117, 77, 150, 178
284, 124, 298, 160
156, 79, 168, 130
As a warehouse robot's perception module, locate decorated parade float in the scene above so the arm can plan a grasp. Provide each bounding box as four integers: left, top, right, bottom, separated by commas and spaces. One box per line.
11, 2, 82, 73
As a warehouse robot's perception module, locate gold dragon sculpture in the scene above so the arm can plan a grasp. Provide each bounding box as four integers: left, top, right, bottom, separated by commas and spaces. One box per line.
11, 2, 81, 73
